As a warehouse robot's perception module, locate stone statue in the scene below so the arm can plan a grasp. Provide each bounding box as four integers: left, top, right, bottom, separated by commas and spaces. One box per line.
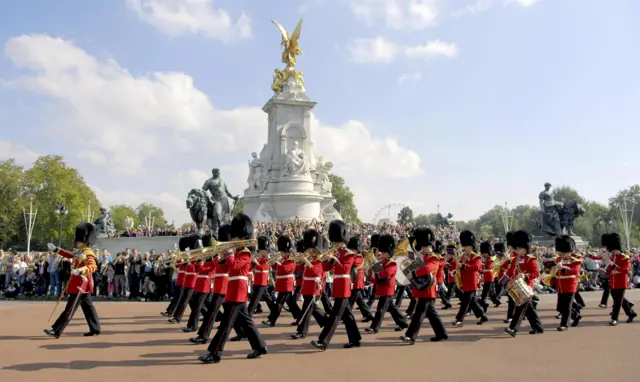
202, 168, 239, 238
538, 182, 585, 236
436, 213, 455, 228
315, 158, 333, 193
94, 207, 116, 236
281, 141, 309, 177
558, 200, 585, 236
259, 205, 274, 221
186, 189, 208, 236
124, 216, 134, 231
247, 152, 266, 193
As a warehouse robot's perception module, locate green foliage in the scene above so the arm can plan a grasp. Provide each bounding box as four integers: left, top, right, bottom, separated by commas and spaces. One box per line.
110, 204, 138, 231
231, 198, 244, 217
413, 213, 440, 226
328, 174, 361, 224
397, 206, 413, 225
135, 203, 166, 228
0, 159, 26, 246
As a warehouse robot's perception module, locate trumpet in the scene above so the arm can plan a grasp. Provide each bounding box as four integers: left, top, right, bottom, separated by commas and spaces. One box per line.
185, 238, 258, 263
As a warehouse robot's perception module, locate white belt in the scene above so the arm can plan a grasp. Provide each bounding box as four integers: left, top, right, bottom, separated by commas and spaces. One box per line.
556, 275, 575, 279
276, 274, 295, 279
228, 276, 249, 282
197, 275, 210, 279
483, 270, 493, 273
178, 271, 185, 274
334, 274, 350, 279
303, 277, 321, 282
185, 272, 197, 276
214, 273, 229, 278
253, 270, 269, 273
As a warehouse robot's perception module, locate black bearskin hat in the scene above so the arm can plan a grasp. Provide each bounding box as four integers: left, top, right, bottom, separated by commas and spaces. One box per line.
506, 231, 516, 248
74, 222, 97, 246
303, 229, 322, 251
555, 235, 575, 253
347, 236, 361, 252
493, 242, 505, 254
229, 213, 253, 240
459, 230, 476, 248
257, 235, 270, 251
217, 224, 231, 242
413, 227, 435, 251
513, 230, 532, 252
434, 240, 443, 254
605, 233, 622, 252
328, 220, 349, 243
480, 241, 492, 255
600, 233, 609, 248
277, 235, 293, 252
370, 233, 380, 249
377, 234, 396, 256
178, 235, 198, 251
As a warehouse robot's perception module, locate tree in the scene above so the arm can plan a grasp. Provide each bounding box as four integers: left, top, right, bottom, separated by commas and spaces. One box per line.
231, 199, 244, 217
609, 184, 640, 223
328, 174, 361, 223
0, 159, 26, 248
551, 185, 586, 205
413, 213, 440, 226
397, 206, 413, 225
135, 203, 166, 228
22, 155, 101, 247
110, 204, 138, 231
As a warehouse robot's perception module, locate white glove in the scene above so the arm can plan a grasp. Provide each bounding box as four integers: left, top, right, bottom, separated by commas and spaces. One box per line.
72, 269, 81, 276
439, 283, 448, 294
47, 243, 56, 251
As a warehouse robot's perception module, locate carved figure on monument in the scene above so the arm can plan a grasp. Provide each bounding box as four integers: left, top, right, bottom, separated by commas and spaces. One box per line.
538, 182, 563, 235
202, 168, 239, 238
281, 141, 309, 177
124, 216, 134, 230
436, 213, 455, 228
259, 205, 274, 221
271, 19, 305, 94
558, 200, 585, 236
186, 189, 208, 236
314, 158, 333, 193
246, 152, 266, 193
94, 208, 116, 236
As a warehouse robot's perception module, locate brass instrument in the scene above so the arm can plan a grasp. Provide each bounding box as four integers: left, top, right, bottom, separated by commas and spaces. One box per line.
362, 248, 379, 274
182, 238, 258, 263
492, 257, 510, 278
540, 266, 561, 287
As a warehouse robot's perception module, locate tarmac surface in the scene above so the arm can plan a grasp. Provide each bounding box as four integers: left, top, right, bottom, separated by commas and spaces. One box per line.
0, 290, 638, 382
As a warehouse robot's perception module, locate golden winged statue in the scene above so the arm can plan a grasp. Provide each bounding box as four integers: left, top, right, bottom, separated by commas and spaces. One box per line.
270, 19, 305, 94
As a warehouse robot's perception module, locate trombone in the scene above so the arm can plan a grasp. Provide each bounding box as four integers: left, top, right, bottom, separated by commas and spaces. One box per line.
186, 238, 258, 262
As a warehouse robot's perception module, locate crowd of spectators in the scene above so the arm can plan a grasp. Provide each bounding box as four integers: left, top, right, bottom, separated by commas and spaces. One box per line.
2, 220, 639, 301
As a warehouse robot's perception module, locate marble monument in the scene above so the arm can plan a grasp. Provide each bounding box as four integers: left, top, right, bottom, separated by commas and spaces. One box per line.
241, 19, 341, 222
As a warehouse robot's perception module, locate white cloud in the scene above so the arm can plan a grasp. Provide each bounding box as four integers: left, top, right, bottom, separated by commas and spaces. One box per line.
451, 0, 495, 16
125, 0, 251, 42
349, 0, 439, 30
347, 37, 459, 64
3, 34, 422, 223
405, 40, 459, 59
347, 37, 397, 63
0, 141, 39, 166
398, 73, 422, 84
505, 0, 539, 7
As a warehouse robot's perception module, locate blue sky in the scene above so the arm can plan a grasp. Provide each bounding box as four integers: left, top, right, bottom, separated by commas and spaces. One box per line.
0, 0, 638, 224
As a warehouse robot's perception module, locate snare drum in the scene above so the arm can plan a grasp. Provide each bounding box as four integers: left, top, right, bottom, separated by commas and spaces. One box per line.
506, 275, 534, 306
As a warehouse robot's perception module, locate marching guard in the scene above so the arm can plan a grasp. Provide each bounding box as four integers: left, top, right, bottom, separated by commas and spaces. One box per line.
348, 236, 374, 322
479, 241, 500, 312
262, 236, 299, 326
184, 257, 215, 332
602, 233, 637, 325
453, 230, 488, 327
311, 220, 362, 350
553, 235, 582, 331
248, 236, 271, 316
199, 214, 267, 364
401, 227, 448, 344
44, 222, 101, 338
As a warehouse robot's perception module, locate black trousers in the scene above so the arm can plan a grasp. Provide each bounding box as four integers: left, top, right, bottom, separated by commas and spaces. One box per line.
406, 298, 416, 316
494, 279, 504, 299
600, 278, 610, 306
186, 292, 208, 329
267, 291, 300, 324
318, 297, 361, 346
509, 300, 543, 332
370, 295, 407, 331
321, 292, 333, 313
574, 291, 585, 307
455, 291, 484, 322
52, 293, 101, 334
197, 293, 225, 339
611, 288, 636, 321
296, 295, 327, 334
438, 284, 450, 306
173, 287, 194, 321
207, 302, 266, 357
480, 281, 500, 307
405, 298, 447, 341
247, 285, 267, 317
367, 285, 377, 307
349, 289, 373, 319
394, 285, 411, 307
506, 295, 515, 320
166, 285, 182, 314
557, 293, 579, 327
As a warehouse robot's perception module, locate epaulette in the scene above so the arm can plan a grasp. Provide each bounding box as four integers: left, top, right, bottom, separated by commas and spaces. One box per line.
431, 253, 443, 259
342, 248, 355, 256
620, 253, 630, 260
471, 253, 481, 259
489, 256, 497, 261
526, 254, 537, 259
81, 247, 96, 258
387, 260, 396, 265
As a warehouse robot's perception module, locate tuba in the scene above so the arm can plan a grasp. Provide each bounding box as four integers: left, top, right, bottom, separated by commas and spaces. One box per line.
394, 237, 433, 290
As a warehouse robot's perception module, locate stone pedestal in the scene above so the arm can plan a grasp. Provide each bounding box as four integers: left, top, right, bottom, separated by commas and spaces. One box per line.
241, 76, 341, 222
533, 235, 589, 249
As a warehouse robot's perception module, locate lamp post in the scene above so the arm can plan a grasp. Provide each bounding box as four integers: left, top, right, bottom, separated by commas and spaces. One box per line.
501, 202, 514, 234
23, 198, 38, 256
55, 204, 68, 247
618, 197, 636, 251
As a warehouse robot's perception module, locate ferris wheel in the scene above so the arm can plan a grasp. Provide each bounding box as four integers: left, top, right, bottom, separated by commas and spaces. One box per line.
372, 203, 409, 225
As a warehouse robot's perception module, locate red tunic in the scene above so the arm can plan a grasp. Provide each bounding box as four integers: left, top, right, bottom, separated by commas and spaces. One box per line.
506, 254, 539, 289
556, 257, 581, 294
331, 247, 355, 299
498, 256, 511, 280
352, 255, 366, 290
275, 259, 296, 293
608, 253, 631, 290
183, 261, 197, 289
447, 259, 457, 283
482, 256, 495, 283
224, 248, 252, 303
175, 262, 186, 287
436, 257, 446, 284
301, 259, 331, 296
212, 258, 229, 295
54, 247, 98, 294
295, 264, 304, 287
194, 261, 215, 294
252, 256, 270, 287
412, 254, 440, 299
371, 259, 397, 297
459, 253, 482, 292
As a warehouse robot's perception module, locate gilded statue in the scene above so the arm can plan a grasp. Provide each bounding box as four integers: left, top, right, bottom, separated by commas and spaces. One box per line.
271, 19, 305, 94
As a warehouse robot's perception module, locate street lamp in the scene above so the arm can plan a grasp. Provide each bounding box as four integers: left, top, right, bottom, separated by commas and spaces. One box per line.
55, 204, 69, 247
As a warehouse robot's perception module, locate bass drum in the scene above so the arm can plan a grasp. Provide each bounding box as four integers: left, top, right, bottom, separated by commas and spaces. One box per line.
394, 256, 411, 286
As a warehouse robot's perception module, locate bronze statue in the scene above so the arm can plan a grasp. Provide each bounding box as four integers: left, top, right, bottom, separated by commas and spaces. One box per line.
94, 207, 116, 236
538, 182, 585, 236
271, 19, 305, 94
201, 168, 239, 238
186, 189, 208, 236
